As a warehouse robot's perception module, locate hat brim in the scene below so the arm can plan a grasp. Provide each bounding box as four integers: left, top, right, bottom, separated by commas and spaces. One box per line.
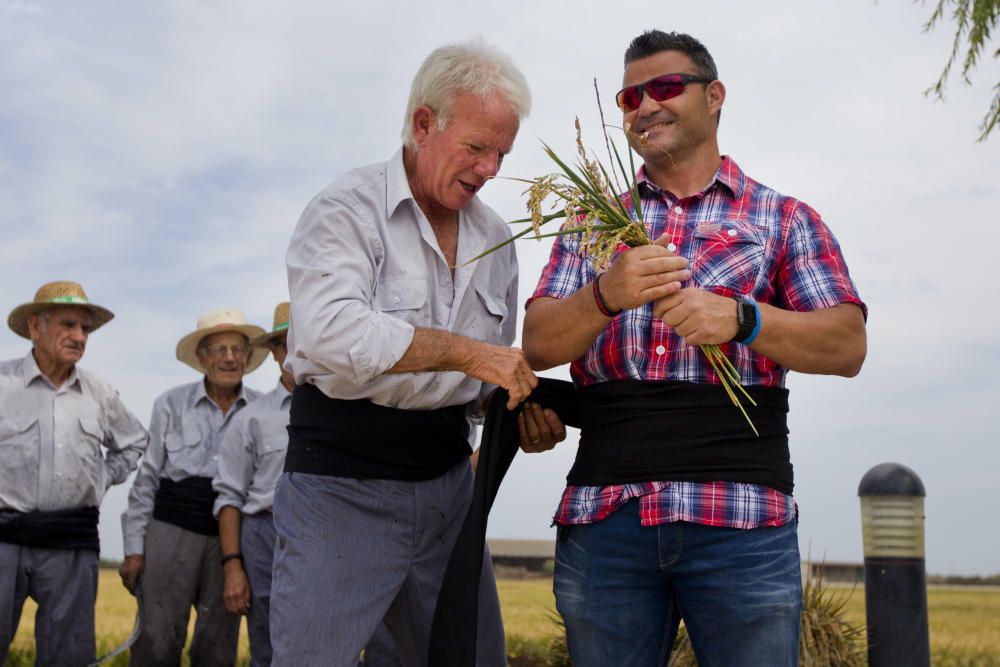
7, 302, 115, 340
176, 324, 269, 374
251, 328, 288, 349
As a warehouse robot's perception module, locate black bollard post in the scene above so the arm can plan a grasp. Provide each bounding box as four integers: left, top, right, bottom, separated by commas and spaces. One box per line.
858, 463, 930, 666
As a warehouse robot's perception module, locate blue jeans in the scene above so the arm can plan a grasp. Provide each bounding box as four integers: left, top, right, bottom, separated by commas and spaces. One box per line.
554, 499, 802, 667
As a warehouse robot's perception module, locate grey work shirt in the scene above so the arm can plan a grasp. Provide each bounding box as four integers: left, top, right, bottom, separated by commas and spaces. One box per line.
284, 147, 518, 413
0, 352, 148, 513
212, 380, 291, 517
121, 379, 260, 555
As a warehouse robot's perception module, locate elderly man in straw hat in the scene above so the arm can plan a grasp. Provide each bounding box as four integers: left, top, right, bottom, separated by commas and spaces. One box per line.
120, 308, 266, 666
273, 39, 566, 666
212, 302, 401, 667
211, 302, 293, 666
0, 281, 148, 666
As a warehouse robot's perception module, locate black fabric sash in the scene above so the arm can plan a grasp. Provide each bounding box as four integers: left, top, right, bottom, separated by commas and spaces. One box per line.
0, 506, 100, 551
570, 380, 793, 494
153, 476, 218, 536
283, 383, 471, 481
428, 379, 578, 666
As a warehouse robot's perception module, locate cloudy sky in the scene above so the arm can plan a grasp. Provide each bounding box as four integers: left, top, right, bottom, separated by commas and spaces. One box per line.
1, 1, 997, 575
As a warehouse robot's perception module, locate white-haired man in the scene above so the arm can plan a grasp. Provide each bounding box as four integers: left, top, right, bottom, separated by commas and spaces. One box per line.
1, 281, 148, 666
120, 309, 266, 666
273, 40, 565, 666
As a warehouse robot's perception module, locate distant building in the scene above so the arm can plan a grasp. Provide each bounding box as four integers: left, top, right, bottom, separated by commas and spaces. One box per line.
803, 561, 865, 584
488, 539, 555, 574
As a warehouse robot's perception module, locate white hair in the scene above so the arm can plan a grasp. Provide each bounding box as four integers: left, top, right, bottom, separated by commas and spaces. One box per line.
401, 38, 531, 147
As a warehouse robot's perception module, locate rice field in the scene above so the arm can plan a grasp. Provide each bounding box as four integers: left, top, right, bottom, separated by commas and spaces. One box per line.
6, 571, 1000, 666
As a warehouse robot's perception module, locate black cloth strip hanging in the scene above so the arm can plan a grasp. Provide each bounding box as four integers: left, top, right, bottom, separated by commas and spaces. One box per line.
428, 378, 578, 667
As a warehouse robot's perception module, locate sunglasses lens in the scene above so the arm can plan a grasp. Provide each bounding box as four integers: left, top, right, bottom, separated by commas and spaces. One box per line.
646, 76, 685, 102
617, 75, 688, 112
617, 87, 640, 112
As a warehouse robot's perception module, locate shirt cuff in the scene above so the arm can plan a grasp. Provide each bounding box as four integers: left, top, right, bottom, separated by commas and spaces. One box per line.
348, 316, 415, 384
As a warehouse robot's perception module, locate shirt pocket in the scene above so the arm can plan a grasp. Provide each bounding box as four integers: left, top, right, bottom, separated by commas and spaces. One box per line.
690, 219, 765, 295
0, 417, 39, 481
474, 284, 508, 344
374, 275, 430, 327
76, 415, 105, 469
164, 422, 204, 469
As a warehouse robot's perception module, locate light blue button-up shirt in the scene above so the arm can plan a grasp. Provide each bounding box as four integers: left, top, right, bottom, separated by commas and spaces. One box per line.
0, 352, 147, 512
212, 380, 291, 517
121, 379, 260, 555
284, 147, 519, 413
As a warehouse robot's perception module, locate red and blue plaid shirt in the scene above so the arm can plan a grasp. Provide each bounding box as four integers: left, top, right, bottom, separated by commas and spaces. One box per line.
529, 156, 865, 528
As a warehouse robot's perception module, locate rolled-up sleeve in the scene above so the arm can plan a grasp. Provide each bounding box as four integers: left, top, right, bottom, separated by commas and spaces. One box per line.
121, 396, 168, 555
286, 193, 416, 389
212, 411, 253, 518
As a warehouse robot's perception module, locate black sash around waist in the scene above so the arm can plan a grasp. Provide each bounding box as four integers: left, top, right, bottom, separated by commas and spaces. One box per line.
429, 378, 792, 665
153, 476, 218, 536
0, 506, 100, 551
283, 383, 472, 481
569, 380, 793, 494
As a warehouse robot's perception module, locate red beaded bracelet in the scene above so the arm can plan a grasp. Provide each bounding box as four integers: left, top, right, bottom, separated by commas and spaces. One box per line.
592, 273, 622, 317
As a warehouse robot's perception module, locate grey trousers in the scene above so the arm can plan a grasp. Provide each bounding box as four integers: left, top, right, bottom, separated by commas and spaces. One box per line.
242, 512, 276, 667
242, 512, 403, 667
269, 463, 506, 667
0, 542, 98, 667
128, 518, 239, 667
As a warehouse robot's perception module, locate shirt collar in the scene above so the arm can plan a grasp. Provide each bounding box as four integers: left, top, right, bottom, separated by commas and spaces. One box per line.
383, 145, 491, 261
21, 351, 81, 391
192, 377, 250, 409
637, 155, 746, 200
385, 147, 414, 220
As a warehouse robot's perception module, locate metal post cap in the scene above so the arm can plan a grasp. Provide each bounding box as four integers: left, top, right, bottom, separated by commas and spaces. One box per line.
858, 463, 926, 497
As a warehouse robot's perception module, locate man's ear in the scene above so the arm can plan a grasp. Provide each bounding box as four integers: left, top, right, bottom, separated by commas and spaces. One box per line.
411, 106, 436, 146
27, 314, 41, 343
706, 79, 726, 119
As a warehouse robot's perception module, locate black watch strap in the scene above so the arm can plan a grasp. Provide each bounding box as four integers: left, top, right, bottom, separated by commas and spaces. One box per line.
732, 298, 757, 343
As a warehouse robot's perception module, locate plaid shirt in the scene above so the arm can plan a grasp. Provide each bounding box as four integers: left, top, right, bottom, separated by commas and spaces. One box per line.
530, 156, 865, 528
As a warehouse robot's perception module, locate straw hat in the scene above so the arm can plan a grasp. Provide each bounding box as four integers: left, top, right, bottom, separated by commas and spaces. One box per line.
175, 309, 268, 374
252, 302, 291, 348
8, 281, 114, 339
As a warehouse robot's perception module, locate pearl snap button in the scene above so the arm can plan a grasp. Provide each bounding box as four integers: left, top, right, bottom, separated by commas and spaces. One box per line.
667, 243, 677, 252
673, 206, 683, 215
655, 345, 666, 355
727, 229, 737, 237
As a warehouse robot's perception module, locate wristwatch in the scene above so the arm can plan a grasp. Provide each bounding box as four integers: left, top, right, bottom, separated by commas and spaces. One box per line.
732, 297, 759, 344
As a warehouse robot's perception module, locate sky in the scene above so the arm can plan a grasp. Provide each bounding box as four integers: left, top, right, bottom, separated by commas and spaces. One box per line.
1, 1, 997, 576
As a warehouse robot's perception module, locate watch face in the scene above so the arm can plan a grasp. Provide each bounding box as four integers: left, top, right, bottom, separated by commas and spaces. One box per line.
734, 299, 756, 342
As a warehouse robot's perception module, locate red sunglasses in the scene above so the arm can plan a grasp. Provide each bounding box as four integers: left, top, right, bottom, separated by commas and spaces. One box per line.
615, 73, 714, 112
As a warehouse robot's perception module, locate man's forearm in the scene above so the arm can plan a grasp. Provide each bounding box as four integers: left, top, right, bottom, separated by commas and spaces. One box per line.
386, 328, 479, 375
523, 291, 611, 371
751, 302, 866, 376
218, 506, 243, 557
387, 327, 538, 409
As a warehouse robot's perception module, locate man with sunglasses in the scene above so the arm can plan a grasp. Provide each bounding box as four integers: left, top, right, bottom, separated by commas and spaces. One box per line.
523, 30, 867, 666
120, 309, 265, 666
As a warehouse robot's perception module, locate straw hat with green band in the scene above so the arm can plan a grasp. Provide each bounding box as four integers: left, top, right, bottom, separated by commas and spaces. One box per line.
7, 281, 115, 339
252, 302, 291, 348
176, 308, 268, 374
